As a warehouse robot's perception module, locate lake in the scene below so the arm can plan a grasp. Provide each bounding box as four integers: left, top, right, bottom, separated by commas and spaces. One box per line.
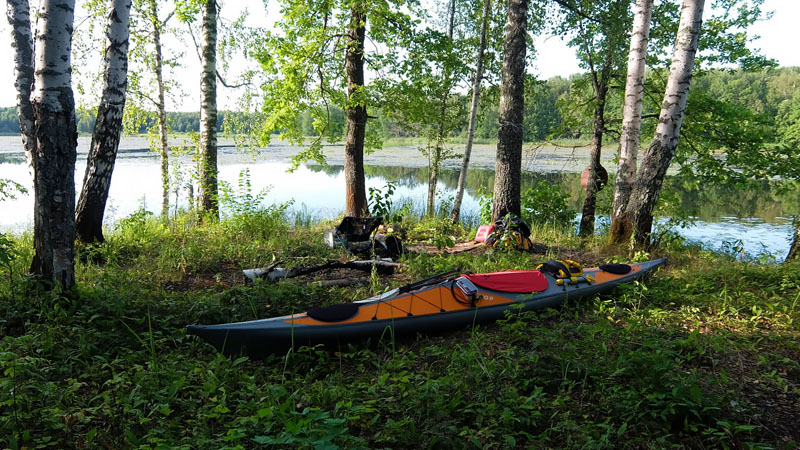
0, 136, 796, 260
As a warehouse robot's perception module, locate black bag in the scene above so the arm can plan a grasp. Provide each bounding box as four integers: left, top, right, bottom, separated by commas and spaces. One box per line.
326, 216, 403, 259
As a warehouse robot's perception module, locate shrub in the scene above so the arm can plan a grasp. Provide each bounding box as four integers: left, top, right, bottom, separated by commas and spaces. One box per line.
520, 183, 575, 229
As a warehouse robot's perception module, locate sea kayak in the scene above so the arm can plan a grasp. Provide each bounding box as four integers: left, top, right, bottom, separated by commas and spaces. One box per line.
188, 258, 665, 355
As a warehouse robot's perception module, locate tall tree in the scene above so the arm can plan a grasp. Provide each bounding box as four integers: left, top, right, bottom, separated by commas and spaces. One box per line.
6, 0, 34, 169
608, 0, 653, 244
343, 4, 369, 217
75, 0, 132, 244
553, 0, 629, 237
197, 0, 218, 218
9, 0, 79, 288
779, 92, 800, 261
492, 0, 527, 221
146, 0, 171, 219
126, 0, 175, 219
788, 221, 800, 262
576, 51, 612, 237
257, 0, 412, 218
424, 0, 458, 216
620, 0, 705, 248
380, 0, 472, 217
451, 0, 492, 223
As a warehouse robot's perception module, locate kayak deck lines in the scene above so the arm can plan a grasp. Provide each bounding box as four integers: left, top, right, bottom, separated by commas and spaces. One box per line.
187, 258, 665, 355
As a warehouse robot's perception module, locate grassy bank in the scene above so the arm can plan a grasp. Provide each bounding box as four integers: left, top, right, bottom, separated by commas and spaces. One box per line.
0, 210, 798, 449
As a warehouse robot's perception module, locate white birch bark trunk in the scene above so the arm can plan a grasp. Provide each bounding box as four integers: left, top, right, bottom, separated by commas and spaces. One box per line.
75, 0, 131, 243
146, 0, 170, 219
30, 0, 78, 288
625, 0, 705, 248
6, 0, 35, 169
609, 0, 654, 243
451, 0, 491, 223
198, 0, 219, 219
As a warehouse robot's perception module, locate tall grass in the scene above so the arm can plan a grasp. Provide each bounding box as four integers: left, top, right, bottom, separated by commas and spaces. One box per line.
0, 208, 798, 449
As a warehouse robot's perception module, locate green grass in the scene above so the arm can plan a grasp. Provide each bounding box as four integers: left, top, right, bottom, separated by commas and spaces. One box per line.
0, 211, 798, 449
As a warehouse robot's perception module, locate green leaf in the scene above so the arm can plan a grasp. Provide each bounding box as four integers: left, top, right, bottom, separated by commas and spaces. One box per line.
232, 356, 249, 366
125, 429, 139, 446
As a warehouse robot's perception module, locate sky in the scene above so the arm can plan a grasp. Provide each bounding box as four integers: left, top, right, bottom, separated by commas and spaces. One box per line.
0, 0, 797, 111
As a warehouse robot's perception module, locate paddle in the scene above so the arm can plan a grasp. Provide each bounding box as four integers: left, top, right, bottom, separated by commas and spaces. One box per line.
397, 269, 460, 294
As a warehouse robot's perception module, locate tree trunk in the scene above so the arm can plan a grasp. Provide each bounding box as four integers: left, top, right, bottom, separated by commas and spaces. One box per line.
787, 217, 800, 262
75, 0, 131, 244
6, 0, 35, 169
7, 0, 40, 271
344, 6, 369, 217
622, 0, 705, 248
451, 0, 491, 223
578, 78, 608, 237
29, 0, 78, 289
492, 0, 527, 222
427, 0, 457, 217
608, 0, 654, 244
426, 153, 438, 216
197, 0, 218, 219
147, 0, 170, 219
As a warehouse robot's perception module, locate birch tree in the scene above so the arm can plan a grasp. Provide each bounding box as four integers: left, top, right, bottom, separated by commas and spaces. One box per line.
75, 0, 132, 244
608, 0, 653, 244
8, 0, 79, 288
620, 0, 705, 248
197, 0, 218, 219
148, 0, 170, 219
5, 0, 34, 169
451, 0, 491, 223
601, 0, 769, 246
126, 0, 175, 219
492, 0, 527, 221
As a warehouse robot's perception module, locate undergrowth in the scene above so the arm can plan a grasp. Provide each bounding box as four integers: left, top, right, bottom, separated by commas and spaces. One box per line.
0, 210, 798, 449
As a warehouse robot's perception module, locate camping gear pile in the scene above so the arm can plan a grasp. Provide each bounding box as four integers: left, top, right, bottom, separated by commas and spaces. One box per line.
324, 216, 403, 259
482, 213, 533, 252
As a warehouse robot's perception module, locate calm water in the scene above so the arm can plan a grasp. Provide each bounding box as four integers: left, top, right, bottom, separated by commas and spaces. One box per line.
0, 137, 796, 260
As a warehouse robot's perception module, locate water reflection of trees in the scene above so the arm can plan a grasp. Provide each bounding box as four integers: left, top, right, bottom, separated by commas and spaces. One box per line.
0, 152, 26, 164
305, 164, 798, 223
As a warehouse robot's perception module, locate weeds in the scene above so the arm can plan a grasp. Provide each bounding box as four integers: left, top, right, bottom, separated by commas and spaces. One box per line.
0, 209, 798, 449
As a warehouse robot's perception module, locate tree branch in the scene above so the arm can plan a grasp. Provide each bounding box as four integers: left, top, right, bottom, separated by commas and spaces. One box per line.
553, 0, 606, 25
185, 20, 252, 89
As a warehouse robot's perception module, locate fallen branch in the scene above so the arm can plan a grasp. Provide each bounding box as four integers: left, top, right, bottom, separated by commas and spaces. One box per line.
242, 259, 283, 283
242, 259, 404, 282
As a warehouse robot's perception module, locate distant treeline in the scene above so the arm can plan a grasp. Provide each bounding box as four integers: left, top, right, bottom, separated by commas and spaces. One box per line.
1, 67, 796, 141
0, 108, 254, 136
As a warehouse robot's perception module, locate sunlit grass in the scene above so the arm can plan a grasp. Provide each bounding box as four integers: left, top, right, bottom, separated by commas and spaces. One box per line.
0, 208, 798, 449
